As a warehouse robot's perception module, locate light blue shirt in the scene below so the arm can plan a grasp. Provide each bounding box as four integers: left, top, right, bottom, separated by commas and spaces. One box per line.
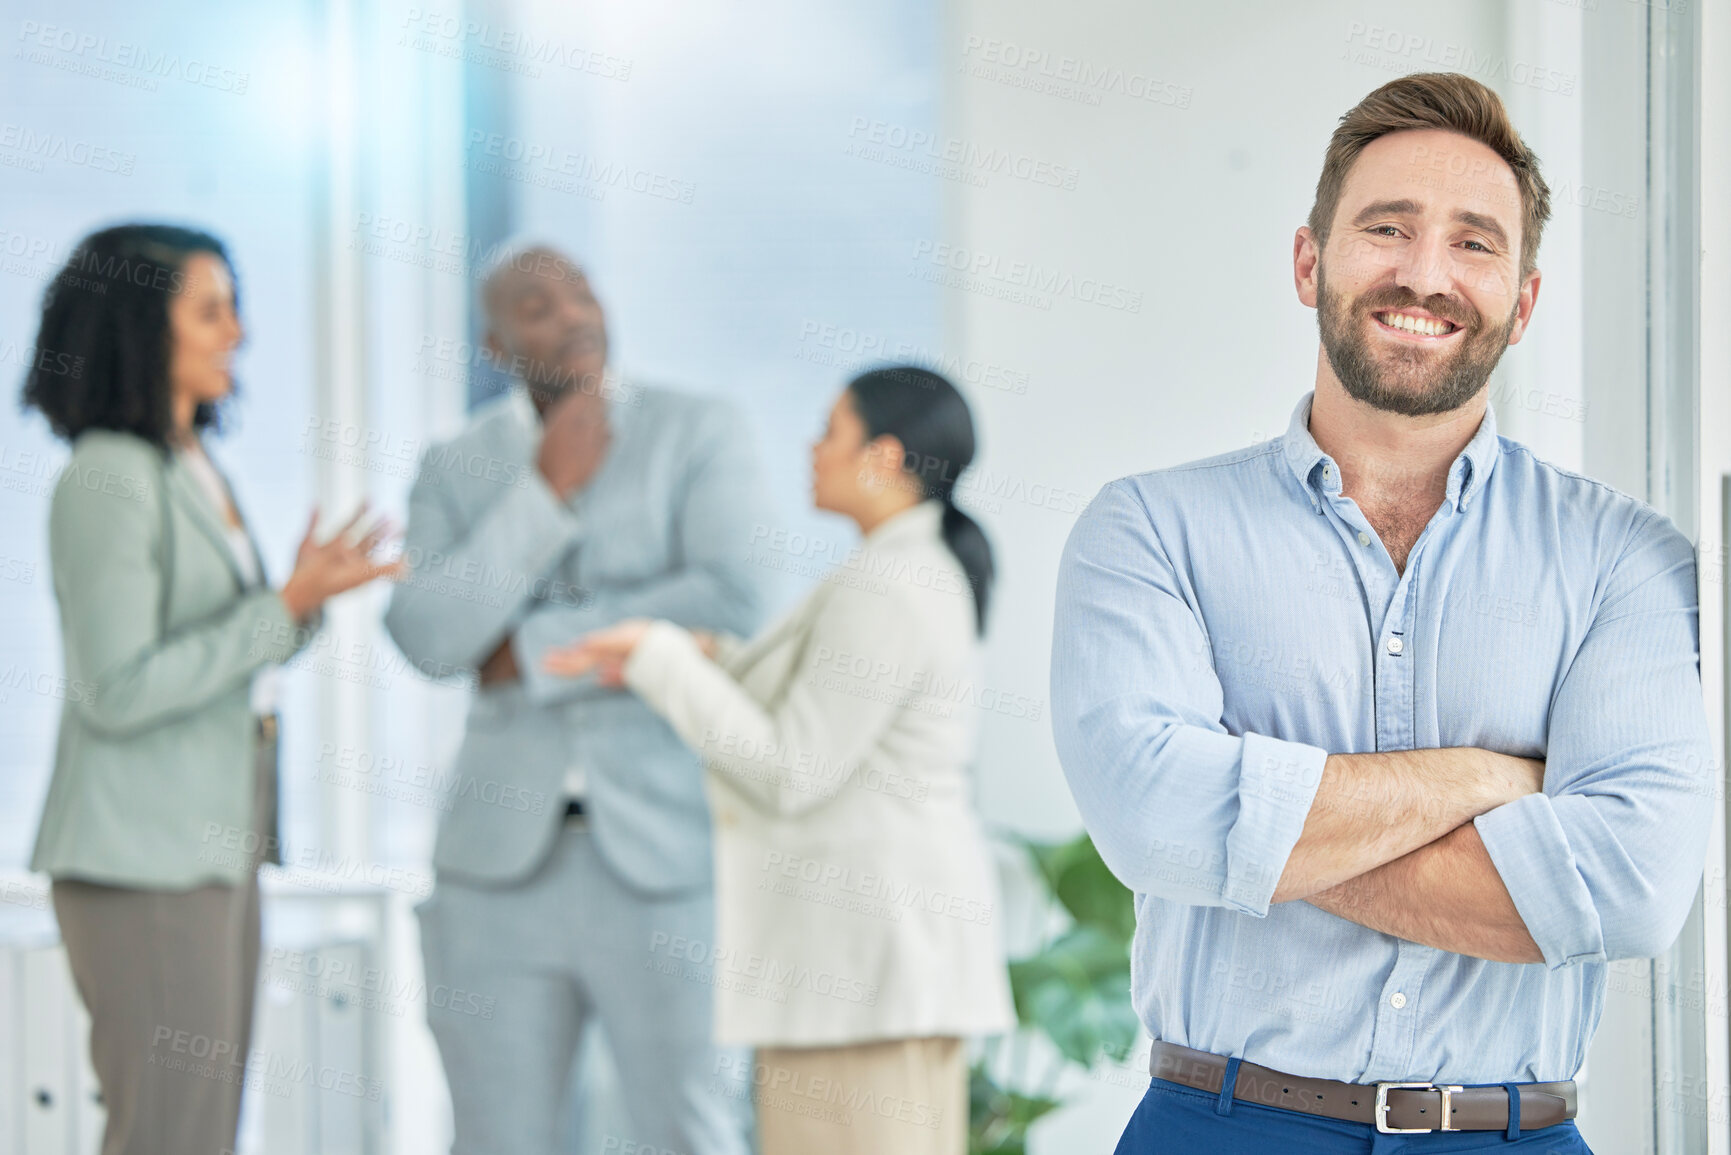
1050, 391, 1713, 1085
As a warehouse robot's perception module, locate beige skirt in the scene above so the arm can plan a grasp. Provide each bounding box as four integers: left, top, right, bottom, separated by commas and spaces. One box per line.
753, 1036, 966, 1155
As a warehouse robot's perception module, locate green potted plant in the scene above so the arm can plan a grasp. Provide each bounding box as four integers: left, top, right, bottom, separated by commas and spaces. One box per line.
970, 832, 1140, 1155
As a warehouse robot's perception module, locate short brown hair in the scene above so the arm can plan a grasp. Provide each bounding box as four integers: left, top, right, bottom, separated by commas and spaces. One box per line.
1308, 73, 1552, 279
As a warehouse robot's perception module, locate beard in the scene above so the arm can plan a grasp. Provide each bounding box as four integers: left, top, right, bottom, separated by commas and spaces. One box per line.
519, 327, 608, 402
1316, 263, 1517, 417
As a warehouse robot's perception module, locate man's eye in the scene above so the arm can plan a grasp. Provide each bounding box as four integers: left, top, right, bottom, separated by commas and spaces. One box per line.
1463, 239, 1491, 252
1371, 225, 1402, 237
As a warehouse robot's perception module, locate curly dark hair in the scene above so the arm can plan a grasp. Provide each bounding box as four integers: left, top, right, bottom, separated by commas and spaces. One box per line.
21, 223, 240, 447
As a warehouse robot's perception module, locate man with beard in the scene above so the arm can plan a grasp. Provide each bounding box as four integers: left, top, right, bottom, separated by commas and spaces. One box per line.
1051, 73, 1711, 1153
386, 245, 765, 1154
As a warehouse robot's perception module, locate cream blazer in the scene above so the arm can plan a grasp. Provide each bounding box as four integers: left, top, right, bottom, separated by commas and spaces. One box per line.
623, 499, 1016, 1047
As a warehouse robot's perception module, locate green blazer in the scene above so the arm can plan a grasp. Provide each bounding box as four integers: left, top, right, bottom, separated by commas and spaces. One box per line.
30, 429, 313, 888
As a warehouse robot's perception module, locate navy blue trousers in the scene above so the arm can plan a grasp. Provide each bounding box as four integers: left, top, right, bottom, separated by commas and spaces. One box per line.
1114, 1075, 1595, 1154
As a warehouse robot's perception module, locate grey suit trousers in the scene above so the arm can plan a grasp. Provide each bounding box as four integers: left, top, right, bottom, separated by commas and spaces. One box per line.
52, 722, 277, 1155
418, 822, 752, 1155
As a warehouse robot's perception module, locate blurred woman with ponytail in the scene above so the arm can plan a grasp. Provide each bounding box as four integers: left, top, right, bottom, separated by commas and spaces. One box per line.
541, 365, 1013, 1155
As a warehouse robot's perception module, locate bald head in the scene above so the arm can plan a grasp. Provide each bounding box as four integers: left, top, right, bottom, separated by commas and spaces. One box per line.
480, 243, 585, 321
479, 242, 609, 400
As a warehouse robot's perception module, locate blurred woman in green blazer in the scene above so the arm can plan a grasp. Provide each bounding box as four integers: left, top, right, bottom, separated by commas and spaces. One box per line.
20, 224, 400, 1155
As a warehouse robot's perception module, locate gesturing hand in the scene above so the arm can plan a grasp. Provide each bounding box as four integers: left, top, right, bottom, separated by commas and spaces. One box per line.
279, 505, 407, 621
541, 618, 656, 688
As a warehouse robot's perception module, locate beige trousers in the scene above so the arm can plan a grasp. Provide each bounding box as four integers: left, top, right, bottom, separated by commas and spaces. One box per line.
753, 1036, 966, 1155
50, 723, 276, 1155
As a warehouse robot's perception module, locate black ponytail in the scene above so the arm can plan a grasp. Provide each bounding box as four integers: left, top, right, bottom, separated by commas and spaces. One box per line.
846, 365, 994, 634
937, 499, 994, 635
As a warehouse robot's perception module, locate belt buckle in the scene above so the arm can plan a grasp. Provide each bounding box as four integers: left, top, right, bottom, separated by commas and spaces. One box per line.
1374, 1082, 1462, 1134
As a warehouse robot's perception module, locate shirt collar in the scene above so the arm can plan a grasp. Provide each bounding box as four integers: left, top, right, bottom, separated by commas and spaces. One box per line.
1280, 389, 1501, 513
862, 498, 946, 549
506, 366, 633, 439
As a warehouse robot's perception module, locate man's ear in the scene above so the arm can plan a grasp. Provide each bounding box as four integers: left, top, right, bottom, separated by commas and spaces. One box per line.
1505, 268, 1542, 347
1294, 226, 1321, 308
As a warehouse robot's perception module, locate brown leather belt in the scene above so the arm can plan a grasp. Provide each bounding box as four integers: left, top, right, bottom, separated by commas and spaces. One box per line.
1148, 1042, 1576, 1134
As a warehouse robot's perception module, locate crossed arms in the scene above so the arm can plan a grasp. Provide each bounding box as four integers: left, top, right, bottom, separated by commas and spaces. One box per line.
1270, 748, 1544, 963
1050, 480, 1714, 969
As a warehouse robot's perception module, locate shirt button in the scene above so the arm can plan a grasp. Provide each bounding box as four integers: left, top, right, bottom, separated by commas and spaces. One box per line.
1390, 992, 1408, 1009
1386, 637, 1404, 655
1357, 531, 1370, 547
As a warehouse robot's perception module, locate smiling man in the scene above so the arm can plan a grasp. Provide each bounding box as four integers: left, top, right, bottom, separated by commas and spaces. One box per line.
1051, 73, 1712, 1153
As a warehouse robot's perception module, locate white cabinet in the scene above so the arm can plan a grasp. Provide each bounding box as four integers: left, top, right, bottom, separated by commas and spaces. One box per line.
0, 941, 103, 1155
2, 886, 389, 1155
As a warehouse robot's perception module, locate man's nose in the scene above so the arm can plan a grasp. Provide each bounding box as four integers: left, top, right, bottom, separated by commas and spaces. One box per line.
560, 294, 600, 327
1392, 230, 1455, 300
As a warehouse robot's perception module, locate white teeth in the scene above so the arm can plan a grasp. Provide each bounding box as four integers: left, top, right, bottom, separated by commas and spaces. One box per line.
1378, 312, 1452, 336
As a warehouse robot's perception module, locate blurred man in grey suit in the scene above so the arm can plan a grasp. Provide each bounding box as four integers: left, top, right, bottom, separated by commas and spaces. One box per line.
386, 244, 768, 1154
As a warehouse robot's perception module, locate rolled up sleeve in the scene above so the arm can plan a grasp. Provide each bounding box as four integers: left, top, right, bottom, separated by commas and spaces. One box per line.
1051, 479, 1329, 916
1476, 511, 1713, 969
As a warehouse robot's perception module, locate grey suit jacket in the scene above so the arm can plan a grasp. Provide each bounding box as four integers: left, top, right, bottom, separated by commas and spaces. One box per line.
384, 384, 773, 894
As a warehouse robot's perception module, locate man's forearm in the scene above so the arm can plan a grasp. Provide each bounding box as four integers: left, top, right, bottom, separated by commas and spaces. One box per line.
386, 474, 580, 673
1304, 821, 1543, 964
1270, 747, 1542, 903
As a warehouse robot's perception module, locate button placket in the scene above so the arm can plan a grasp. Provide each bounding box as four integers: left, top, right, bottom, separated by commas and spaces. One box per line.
1375, 552, 1428, 753
1365, 942, 1427, 1074
1314, 494, 1398, 739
